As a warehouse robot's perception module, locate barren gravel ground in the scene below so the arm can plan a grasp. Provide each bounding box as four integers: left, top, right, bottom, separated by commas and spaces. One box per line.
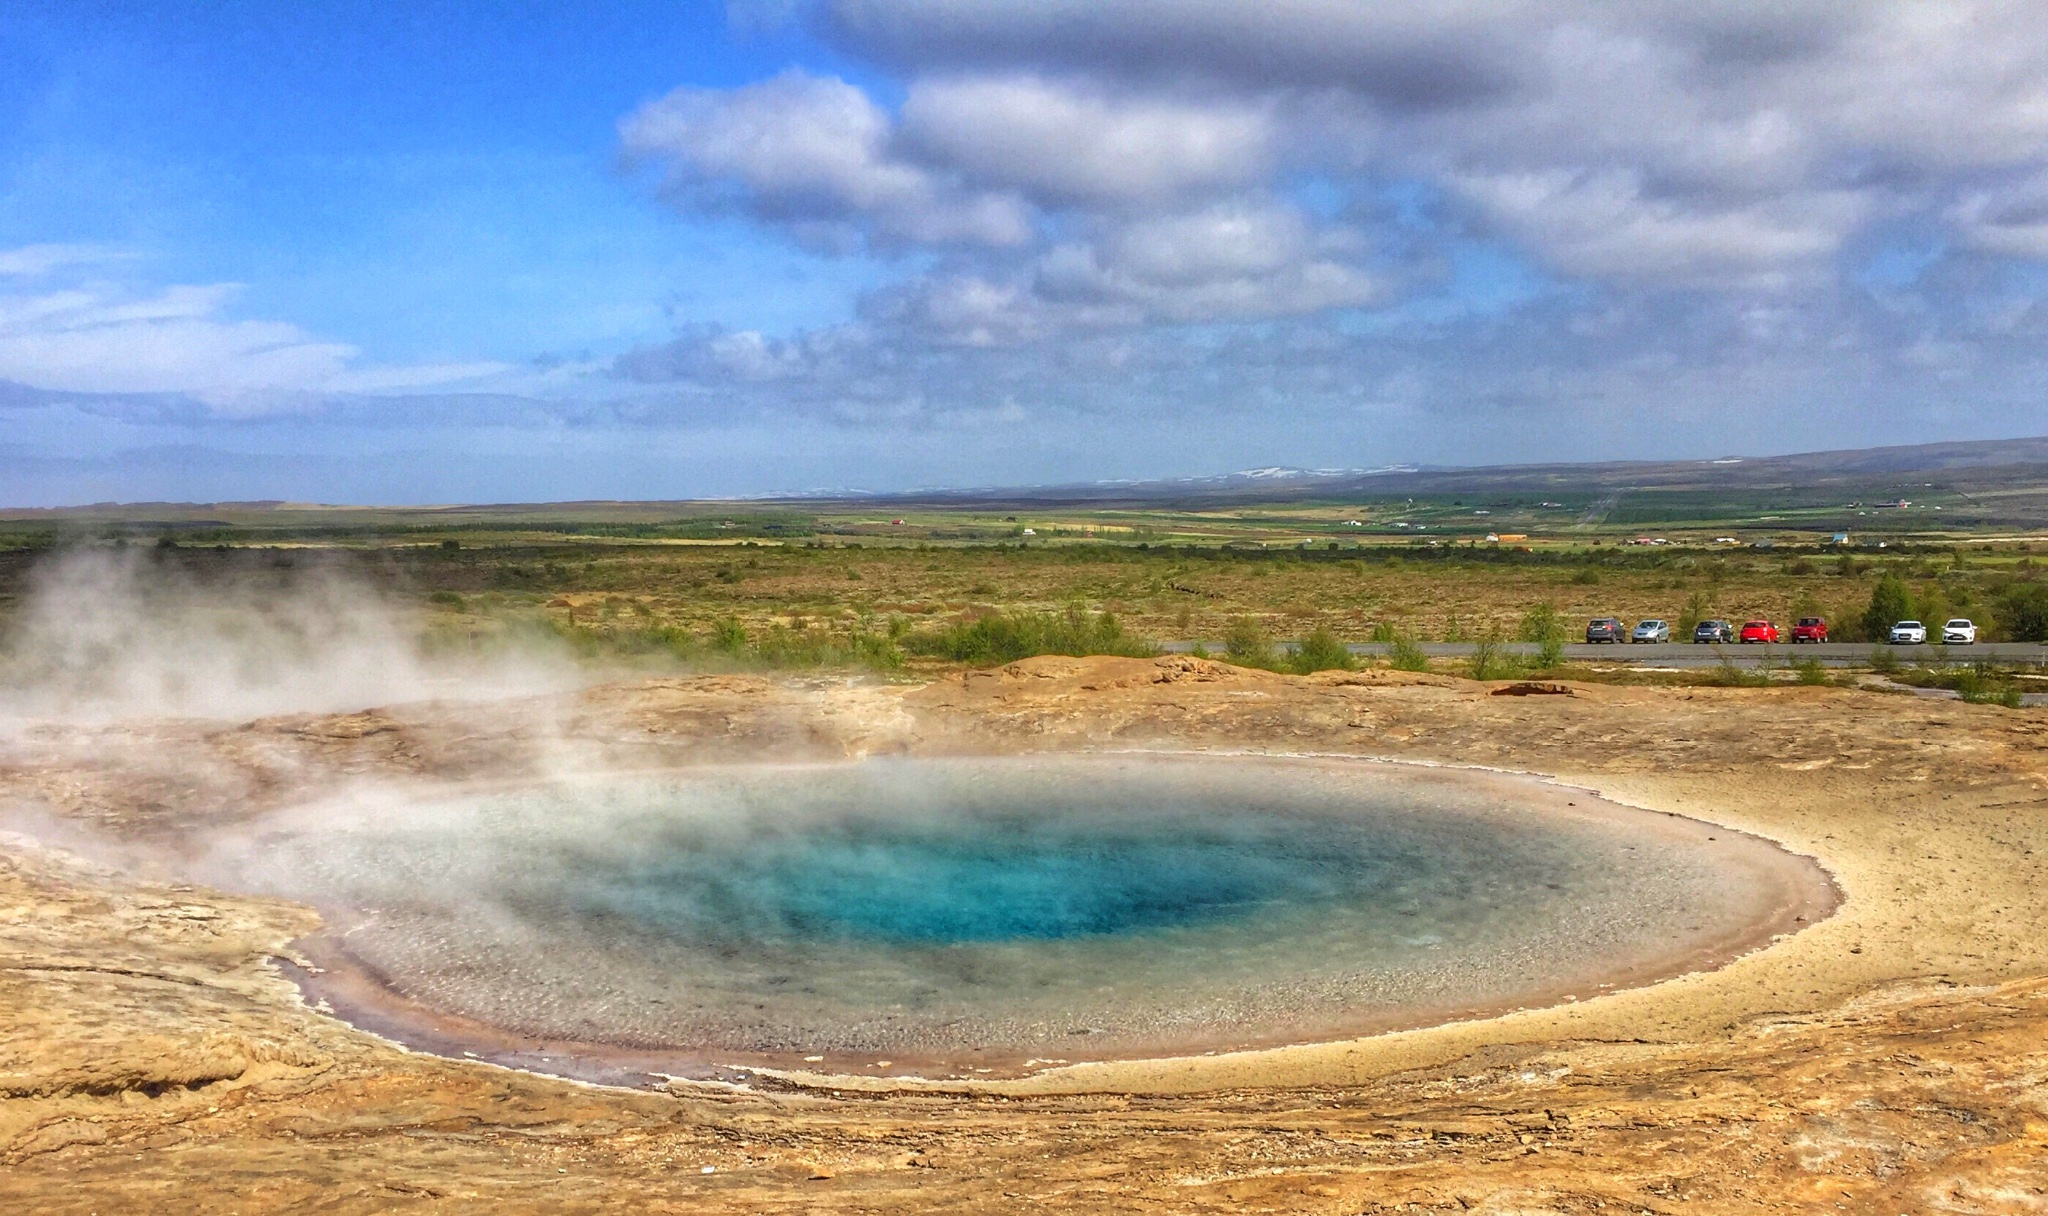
3, 657, 2045, 1213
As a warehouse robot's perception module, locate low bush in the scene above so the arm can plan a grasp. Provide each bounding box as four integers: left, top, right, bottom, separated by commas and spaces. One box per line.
1223, 617, 1280, 670
1387, 636, 1430, 672
1895, 661, 2025, 708
1468, 633, 1520, 681
1291, 625, 1354, 674
1518, 604, 1564, 644
904, 607, 1156, 666
1712, 653, 1774, 687
2002, 583, 2048, 642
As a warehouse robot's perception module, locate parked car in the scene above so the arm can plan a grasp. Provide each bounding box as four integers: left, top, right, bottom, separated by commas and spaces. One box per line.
1694, 619, 1735, 644
1942, 618, 1978, 644
1739, 619, 1780, 643
1889, 620, 1928, 644
1631, 619, 1670, 643
1790, 616, 1828, 643
1585, 616, 1628, 643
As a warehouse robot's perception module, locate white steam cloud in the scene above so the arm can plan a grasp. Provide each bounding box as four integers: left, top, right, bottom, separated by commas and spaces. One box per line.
0, 549, 581, 725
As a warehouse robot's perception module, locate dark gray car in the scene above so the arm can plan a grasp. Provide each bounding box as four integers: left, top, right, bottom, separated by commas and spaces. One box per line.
1585, 617, 1628, 643
1693, 619, 1735, 643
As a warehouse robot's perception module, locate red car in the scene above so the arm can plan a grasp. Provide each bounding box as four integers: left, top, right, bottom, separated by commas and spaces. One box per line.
1739, 619, 1780, 643
1790, 616, 1828, 643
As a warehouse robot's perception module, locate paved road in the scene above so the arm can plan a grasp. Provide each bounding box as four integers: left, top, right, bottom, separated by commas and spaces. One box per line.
1160, 640, 2048, 668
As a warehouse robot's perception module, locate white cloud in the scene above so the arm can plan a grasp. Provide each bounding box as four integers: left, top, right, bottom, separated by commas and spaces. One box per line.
1038, 202, 1380, 321
620, 69, 1032, 249
1951, 175, 2048, 259
0, 281, 358, 396
803, 0, 2048, 290
0, 248, 512, 407
581, 0, 2048, 469
900, 75, 1276, 204
0, 243, 138, 278
1450, 169, 1866, 288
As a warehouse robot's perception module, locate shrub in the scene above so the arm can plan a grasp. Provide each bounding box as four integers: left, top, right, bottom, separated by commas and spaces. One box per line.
1369, 619, 1398, 643
1223, 617, 1280, 670
2001, 583, 2048, 642
1291, 625, 1354, 674
1713, 652, 1772, 687
711, 616, 749, 654
427, 590, 466, 610
1868, 645, 1899, 674
1953, 663, 2024, 708
1534, 636, 1566, 671
1793, 657, 1829, 685
905, 607, 1156, 666
1469, 632, 1519, 681
847, 628, 904, 672
1677, 590, 1711, 639
1518, 603, 1565, 645
1862, 574, 1912, 641
1388, 636, 1430, 672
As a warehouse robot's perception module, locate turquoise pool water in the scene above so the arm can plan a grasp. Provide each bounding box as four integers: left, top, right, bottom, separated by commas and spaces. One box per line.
220, 756, 1823, 1069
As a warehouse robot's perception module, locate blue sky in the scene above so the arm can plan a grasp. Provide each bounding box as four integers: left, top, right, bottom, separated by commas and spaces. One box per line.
5, 2, 2048, 504
1, 2, 883, 360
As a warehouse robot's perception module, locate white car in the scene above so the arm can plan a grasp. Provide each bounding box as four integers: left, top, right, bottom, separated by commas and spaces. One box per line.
1942, 618, 1978, 644
1889, 620, 1927, 645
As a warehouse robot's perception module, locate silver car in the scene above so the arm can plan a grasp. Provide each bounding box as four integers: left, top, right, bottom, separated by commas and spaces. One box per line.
1631, 619, 1670, 642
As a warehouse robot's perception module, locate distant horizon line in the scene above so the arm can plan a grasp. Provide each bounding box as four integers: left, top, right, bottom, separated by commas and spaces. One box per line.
5, 431, 2048, 514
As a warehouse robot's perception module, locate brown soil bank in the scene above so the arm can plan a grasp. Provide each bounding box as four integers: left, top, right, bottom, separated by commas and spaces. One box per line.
2, 656, 2046, 1213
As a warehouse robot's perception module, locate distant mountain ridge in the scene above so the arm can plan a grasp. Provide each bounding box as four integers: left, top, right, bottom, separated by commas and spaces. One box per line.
856, 435, 2048, 509
8, 435, 2048, 516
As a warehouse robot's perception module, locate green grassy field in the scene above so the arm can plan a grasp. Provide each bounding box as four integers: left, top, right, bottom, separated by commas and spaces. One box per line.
4, 484, 2048, 689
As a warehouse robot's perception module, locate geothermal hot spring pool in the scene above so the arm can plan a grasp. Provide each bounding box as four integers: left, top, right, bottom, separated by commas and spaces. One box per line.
205, 755, 1835, 1080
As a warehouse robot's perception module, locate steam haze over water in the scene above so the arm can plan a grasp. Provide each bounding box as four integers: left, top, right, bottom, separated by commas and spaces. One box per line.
194, 757, 1819, 1069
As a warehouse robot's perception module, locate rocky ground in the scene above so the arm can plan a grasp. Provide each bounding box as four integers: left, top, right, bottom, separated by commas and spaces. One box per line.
3, 656, 2046, 1213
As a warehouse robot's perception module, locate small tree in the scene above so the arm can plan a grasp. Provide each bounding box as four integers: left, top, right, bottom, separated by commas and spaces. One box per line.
1517, 604, 1565, 645
1862, 574, 1912, 640
1291, 625, 1354, 674
2001, 583, 2048, 642
1677, 590, 1711, 639
1469, 630, 1518, 681
1388, 635, 1430, 672
711, 616, 749, 654
1224, 617, 1279, 670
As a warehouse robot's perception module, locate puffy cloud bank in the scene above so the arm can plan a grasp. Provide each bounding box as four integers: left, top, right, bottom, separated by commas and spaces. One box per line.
608, 1, 2048, 453
14, 3, 2048, 503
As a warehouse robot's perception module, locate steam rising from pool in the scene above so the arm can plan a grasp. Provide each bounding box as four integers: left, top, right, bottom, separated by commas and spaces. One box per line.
212, 756, 1825, 1070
